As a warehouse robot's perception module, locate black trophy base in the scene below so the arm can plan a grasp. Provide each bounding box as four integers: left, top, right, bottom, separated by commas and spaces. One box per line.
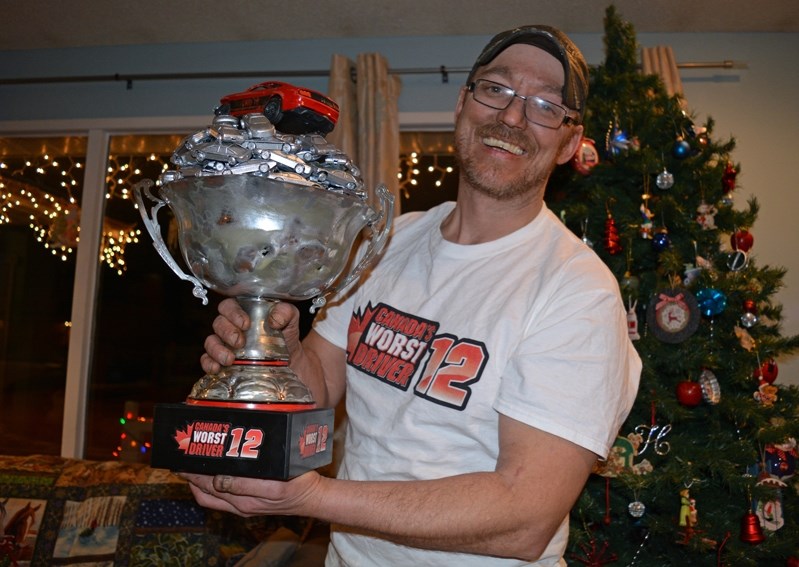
150, 402, 334, 480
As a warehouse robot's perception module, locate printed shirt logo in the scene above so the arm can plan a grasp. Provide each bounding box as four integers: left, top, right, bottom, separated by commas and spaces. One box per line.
347, 302, 489, 410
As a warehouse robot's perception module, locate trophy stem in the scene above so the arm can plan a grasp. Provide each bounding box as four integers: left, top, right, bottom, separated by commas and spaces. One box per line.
187, 298, 316, 408
235, 297, 290, 364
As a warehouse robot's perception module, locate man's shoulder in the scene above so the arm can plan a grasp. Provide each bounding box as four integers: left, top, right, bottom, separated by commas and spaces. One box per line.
393, 201, 454, 233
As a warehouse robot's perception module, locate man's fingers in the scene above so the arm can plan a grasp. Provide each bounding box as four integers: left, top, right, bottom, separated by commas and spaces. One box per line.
203, 334, 234, 367
219, 298, 250, 330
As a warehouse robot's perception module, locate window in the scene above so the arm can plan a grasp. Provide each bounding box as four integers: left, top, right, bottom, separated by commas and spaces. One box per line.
0, 136, 88, 455
0, 128, 458, 462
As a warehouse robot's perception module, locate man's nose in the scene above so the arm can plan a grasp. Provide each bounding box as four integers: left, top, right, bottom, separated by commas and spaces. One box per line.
498, 96, 527, 127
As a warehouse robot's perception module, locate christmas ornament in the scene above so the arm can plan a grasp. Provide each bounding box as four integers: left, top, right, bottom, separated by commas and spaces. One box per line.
604, 203, 623, 255
580, 218, 594, 248
739, 510, 766, 544
722, 161, 737, 193
754, 380, 779, 407
695, 201, 717, 230
572, 137, 600, 175
620, 271, 640, 297
740, 299, 759, 328
605, 117, 638, 157
672, 136, 691, 159
627, 299, 640, 340
727, 249, 749, 272
676, 380, 703, 407
633, 423, 672, 456
679, 488, 698, 529
731, 229, 754, 252
735, 325, 757, 351
755, 467, 785, 531
651, 226, 671, 252
628, 500, 646, 518
787, 557, 799, 567
594, 436, 637, 477
691, 124, 709, 148
683, 263, 702, 286
764, 439, 797, 482
695, 288, 727, 317
646, 288, 700, 343
753, 358, 779, 384
656, 167, 674, 189
639, 177, 654, 239
698, 368, 721, 404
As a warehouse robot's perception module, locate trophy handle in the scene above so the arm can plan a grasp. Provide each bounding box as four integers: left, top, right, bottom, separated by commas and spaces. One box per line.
311, 183, 394, 313
133, 179, 210, 305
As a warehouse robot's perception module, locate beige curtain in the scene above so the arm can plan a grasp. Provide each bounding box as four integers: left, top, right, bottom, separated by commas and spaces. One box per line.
327, 53, 402, 216
641, 45, 685, 106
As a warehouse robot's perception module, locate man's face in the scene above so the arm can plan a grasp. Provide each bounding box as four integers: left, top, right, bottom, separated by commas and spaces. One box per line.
454, 43, 582, 202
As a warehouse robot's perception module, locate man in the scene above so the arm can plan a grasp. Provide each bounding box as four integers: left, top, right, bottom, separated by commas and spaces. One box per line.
185, 25, 641, 566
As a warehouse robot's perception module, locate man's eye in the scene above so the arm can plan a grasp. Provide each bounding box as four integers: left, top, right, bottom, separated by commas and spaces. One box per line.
533, 100, 558, 116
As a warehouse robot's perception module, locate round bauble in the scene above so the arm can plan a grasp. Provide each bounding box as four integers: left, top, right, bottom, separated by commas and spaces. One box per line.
696, 288, 727, 317
731, 230, 754, 252
676, 380, 703, 407
672, 138, 691, 159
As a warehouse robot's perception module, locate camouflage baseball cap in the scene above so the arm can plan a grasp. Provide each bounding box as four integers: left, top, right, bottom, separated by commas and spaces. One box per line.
467, 25, 589, 122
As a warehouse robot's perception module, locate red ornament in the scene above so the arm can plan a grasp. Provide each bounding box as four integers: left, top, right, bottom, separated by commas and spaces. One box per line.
604, 213, 623, 255
572, 137, 600, 175
739, 510, 766, 544
786, 556, 799, 567
731, 229, 754, 252
722, 161, 737, 193
754, 359, 779, 384
676, 380, 703, 407
742, 299, 758, 314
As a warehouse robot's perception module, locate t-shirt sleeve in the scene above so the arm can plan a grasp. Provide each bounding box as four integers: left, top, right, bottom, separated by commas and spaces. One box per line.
493, 261, 641, 459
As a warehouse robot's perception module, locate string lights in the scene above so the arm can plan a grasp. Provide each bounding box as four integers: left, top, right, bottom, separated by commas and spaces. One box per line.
398, 152, 456, 199
0, 151, 169, 275
113, 403, 153, 461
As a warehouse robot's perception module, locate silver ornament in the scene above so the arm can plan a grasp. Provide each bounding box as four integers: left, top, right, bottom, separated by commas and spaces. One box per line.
628, 501, 646, 518
699, 368, 721, 405
740, 312, 759, 328
656, 168, 674, 190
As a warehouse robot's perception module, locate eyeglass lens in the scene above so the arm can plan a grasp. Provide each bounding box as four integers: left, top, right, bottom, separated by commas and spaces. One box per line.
472, 80, 567, 128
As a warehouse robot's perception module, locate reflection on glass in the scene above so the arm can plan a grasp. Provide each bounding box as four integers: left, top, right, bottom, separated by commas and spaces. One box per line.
0, 131, 458, 462
0, 136, 87, 455
87, 134, 220, 462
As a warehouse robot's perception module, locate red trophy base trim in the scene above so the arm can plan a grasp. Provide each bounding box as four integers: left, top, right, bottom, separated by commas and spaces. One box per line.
185, 398, 315, 412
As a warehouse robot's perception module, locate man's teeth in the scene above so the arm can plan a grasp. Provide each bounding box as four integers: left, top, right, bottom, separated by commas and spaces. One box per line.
483, 137, 524, 155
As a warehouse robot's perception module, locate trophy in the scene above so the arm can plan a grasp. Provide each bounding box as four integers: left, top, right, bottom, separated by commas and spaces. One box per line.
134, 111, 393, 479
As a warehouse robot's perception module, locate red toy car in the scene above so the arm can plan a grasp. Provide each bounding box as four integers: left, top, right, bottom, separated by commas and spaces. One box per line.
215, 81, 339, 135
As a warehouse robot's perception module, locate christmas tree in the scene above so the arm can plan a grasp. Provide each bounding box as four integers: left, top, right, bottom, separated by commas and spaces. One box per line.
551, 6, 799, 565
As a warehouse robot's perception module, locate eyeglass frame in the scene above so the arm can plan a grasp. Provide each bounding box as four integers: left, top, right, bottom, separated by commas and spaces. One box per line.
467, 79, 580, 129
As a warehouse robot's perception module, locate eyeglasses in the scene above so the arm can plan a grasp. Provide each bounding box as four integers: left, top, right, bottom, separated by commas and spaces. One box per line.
467, 79, 579, 129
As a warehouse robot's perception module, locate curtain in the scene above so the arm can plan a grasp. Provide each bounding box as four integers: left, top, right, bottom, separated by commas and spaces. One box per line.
641, 45, 685, 105
327, 53, 402, 216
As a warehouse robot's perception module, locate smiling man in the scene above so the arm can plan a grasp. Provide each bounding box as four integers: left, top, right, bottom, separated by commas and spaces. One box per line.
187, 25, 641, 566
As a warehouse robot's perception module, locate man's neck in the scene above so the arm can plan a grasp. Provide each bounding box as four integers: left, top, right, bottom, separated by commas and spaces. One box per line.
440, 191, 544, 245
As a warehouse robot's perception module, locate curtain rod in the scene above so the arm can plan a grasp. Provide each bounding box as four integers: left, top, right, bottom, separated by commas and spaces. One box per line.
0, 61, 744, 88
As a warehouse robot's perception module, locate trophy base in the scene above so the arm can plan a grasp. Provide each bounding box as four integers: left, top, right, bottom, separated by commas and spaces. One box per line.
150, 402, 334, 480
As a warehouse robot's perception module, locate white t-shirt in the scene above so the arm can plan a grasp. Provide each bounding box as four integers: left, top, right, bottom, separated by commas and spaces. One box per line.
314, 202, 641, 566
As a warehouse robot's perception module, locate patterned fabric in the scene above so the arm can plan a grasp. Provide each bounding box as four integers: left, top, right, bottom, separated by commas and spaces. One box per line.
0, 455, 289, 567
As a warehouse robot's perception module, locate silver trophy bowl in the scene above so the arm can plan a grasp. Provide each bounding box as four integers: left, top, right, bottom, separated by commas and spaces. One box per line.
134, 173, 392, 408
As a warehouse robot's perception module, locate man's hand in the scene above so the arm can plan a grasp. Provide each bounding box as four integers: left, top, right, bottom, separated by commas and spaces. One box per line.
179, 470, 324, 518
200, 298, 302, 374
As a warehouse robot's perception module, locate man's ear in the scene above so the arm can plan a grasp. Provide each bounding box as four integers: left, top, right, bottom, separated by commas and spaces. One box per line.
555, 124, 584, 165
454, 86, 469, 120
